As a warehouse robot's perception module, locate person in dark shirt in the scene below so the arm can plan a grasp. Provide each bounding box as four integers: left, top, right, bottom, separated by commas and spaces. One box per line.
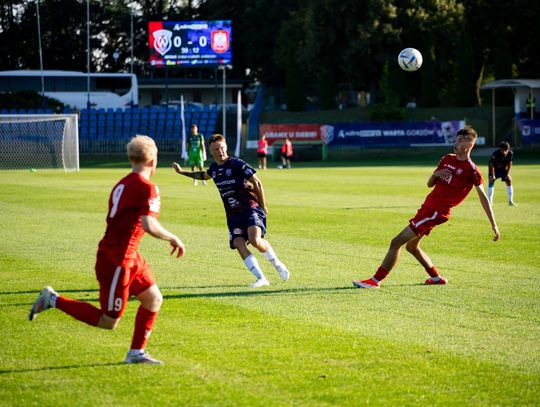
172, 134, 290, 288
488, 141, 517, 206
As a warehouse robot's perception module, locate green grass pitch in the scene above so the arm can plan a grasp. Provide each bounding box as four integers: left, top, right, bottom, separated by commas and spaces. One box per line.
1, 159, 539, 406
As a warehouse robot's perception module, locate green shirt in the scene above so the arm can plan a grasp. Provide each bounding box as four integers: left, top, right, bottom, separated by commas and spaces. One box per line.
188, 133, 204, 154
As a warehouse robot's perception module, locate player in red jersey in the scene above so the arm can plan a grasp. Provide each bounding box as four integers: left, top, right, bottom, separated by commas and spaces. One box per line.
353, 126, 500, 289
29, 135, 185, 364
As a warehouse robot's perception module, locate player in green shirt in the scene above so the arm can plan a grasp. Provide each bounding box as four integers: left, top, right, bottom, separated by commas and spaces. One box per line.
186, 124, 207, 185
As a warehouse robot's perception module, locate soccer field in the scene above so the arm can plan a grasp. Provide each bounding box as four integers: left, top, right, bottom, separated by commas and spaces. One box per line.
1, 161, 539, 406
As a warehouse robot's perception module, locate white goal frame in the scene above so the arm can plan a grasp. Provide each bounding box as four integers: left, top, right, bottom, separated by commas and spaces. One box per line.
0, 114, 79, 171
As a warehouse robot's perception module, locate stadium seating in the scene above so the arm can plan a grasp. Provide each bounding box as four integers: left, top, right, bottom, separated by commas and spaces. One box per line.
2, 105, 222, 149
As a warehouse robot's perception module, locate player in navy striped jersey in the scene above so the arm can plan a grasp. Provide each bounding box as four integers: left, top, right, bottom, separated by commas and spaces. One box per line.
173, 134, 290, 288
487, 141, 517, 206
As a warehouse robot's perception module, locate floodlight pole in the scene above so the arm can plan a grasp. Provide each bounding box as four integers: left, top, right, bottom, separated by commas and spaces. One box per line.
36, 0, 45, 108
130, 8, 134, 75
219, 64, 232, 138
86, 0, 90, 110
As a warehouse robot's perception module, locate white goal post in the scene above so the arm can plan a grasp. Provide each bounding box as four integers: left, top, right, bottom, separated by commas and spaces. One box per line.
0, 114, 79, 171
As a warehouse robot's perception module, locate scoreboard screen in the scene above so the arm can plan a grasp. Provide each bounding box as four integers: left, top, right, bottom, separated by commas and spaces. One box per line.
148, 20, 232, 68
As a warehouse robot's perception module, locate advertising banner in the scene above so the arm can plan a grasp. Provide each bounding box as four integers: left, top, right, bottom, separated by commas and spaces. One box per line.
149, 20, 232, 67
259, 121, 465, 147
518, 119, 540, 144
259, 124, 323, 145
324, 121, 465, 147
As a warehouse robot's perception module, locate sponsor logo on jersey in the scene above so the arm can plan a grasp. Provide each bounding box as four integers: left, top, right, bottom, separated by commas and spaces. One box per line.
456, 168, 463, 175
216, 179, 236, 186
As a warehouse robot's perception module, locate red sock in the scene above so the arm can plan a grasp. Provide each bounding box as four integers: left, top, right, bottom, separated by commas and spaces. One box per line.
426, 265, 440, 278
130, 306, 158, 350
373, 266, 389, 282
55, 296, 101, 327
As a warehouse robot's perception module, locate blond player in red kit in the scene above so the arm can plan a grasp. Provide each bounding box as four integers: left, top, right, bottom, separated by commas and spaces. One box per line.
29, 135, 185, 364
354, 126, 500, 289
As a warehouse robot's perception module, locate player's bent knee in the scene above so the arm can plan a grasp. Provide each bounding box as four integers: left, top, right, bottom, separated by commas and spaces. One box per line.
405, 242, 418, 253
390, 236, 405, 249
136, 285, 163, 312
249, 237, 265, 251
151, 292, 163, 310
143, 294, 163, 312
143, 292, 163, 312
233, 238, 247, 250
98, 314, 120, 330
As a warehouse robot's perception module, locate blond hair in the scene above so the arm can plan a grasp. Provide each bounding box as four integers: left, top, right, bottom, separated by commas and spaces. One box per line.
456, 126, 478, 143
127, 135, 157, 164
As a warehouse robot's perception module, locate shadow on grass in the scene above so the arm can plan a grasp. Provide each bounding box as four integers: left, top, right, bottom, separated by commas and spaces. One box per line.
162, 285, 358, 300
0, 362, 125, 375
0, 289, 98, 296
341, 205, 410, 210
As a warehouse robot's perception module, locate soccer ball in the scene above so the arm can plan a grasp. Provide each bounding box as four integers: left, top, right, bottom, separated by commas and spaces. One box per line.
398, 48, 423, 71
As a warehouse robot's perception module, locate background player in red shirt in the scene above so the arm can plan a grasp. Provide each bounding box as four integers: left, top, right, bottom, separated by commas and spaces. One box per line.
353, 126, 500, 289
257, 134, 268, 170
280, 136, 293, 169
29, 135, 185, 364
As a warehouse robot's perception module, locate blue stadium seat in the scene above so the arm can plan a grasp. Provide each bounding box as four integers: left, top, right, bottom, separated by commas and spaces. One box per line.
114, 113, 123, 132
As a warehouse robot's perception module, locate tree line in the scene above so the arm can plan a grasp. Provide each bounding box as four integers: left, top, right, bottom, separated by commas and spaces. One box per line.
1, 0, 538, 110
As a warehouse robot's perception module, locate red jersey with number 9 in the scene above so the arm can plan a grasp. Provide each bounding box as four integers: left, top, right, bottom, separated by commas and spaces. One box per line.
98, 172, 160, 267
423, 154, 483, 211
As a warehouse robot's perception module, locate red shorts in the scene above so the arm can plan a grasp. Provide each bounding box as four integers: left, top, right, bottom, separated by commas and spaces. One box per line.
95, 251, 156, 318
409, 205, 450, 237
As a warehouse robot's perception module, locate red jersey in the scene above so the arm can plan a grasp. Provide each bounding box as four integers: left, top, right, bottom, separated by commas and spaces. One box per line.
257, 139, 268, 154
98, 172, 160, 268
423, 154, 483, 211
281, 140, 293, 156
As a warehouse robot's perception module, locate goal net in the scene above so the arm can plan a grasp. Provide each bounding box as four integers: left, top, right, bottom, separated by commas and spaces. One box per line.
0, 114, 79, 171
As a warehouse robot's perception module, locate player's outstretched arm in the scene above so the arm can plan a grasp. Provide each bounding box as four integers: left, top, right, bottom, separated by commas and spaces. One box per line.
141, 215, 185, 257
475, 185, 500, 241
488, 158, 496, 182
172, 162, 211, 180
249, 174, 268, 214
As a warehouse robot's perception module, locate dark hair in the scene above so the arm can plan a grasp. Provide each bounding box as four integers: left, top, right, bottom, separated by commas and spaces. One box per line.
499, 141, 510, 150
208, 134, 225, 145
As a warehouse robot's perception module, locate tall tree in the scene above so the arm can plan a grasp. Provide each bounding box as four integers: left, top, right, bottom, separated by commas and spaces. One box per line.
275, 16, 305, 111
